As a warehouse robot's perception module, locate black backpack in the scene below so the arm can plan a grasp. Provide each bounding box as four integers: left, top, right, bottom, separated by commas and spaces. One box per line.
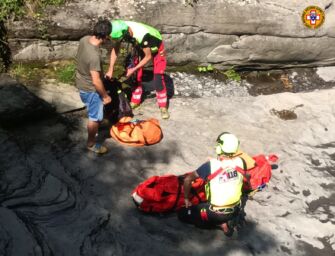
103, 78, 133, 124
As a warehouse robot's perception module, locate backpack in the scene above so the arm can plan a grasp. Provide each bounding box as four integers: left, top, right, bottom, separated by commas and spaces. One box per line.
132, 174, 207, 213
236, 154, 278, 193
110, 117, 163, 147
103, 78, 133, 124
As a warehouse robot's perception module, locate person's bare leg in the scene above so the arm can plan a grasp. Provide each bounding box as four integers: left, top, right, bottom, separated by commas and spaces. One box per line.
87, 120, 99, 147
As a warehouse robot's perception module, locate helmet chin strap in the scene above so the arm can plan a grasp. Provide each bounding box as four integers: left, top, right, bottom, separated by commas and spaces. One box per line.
218, 154, 233, 161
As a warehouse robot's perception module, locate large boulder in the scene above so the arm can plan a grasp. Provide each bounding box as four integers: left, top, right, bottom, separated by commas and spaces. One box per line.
0, 74, 54, 126
6, 0, 335, 69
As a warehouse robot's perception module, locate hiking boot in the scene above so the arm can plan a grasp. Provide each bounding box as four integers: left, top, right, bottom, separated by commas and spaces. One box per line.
160, 107, 170, 119
87, 143, 108, 154
130, 102, 140, 110
220, 221, 234, 237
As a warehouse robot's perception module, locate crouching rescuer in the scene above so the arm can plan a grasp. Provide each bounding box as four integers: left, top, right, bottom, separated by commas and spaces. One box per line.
178, 132, 254, 236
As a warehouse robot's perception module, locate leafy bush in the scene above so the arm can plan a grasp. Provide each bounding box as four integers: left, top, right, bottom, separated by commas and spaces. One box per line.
0, 0, 24, 20
223, 68, 241, 82
197, 64, 214, 73
0, 0, 66, 72
0, 0, 65, 20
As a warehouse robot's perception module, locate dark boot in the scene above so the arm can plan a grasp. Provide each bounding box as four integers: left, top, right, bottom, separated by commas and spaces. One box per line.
220, 220, 234, 237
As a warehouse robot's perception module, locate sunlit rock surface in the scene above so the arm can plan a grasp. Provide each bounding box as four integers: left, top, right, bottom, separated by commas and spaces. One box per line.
7, 0, 335, 68
0, 72, 334, 255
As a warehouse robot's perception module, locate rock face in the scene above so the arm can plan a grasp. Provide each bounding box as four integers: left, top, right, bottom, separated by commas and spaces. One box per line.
6, 0, 335, 69
0, 74, 54, 126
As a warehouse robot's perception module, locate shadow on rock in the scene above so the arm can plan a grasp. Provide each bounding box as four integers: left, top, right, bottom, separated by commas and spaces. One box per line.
0, 74, 55, 128
0, 113, 181, 255
122, 70, 175, 101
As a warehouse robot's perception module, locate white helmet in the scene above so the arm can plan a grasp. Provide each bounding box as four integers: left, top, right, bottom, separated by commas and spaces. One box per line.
215, 132, 240, 156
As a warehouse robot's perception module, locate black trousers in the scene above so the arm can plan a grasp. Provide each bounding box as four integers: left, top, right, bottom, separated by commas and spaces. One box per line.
178, 202, 240, 228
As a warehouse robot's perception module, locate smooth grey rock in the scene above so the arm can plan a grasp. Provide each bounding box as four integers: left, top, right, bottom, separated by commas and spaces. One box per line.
2, 86, 335, 255
26, 79, 84, 113
10, 40, 79, 61
6, 0, 335, 68
316, 66, 335, 82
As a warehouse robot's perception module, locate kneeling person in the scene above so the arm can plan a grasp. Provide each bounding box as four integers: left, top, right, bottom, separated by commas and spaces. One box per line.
178, 132, 251, 235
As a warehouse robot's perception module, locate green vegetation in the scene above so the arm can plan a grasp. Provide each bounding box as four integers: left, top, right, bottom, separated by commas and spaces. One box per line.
10, 62, 28, 78
0, 0, 66, 73
223, 68, 241, 82
195, 64, 241, 82
197, 64, 214, 73
0, 0, 65, 20
0, 0, 24, 20
8, 61, 128, 86
55, 62, 76, 84
10, 61, 76, 85
10, 61, 51, 84
8, 60, 243, 88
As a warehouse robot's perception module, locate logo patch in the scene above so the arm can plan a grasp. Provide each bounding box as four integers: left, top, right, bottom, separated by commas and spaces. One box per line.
143, 41, 148, 46
302, 6, 325, 29
218, 169, 238, 183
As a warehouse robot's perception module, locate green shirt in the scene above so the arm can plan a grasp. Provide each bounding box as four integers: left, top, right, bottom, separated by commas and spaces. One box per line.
111, 20, 162, 52
75, 36, 102, 92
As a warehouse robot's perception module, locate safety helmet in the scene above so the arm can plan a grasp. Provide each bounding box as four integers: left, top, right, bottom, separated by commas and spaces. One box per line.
215, 132, 240, 156
111, 20, 129, 39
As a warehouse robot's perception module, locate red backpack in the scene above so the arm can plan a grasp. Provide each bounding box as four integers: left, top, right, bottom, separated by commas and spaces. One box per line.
132, 174, 207, 213
237, 154, 278, 192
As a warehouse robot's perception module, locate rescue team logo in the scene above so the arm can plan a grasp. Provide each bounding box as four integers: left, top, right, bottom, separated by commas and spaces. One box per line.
218, 168, 238, 183
302, 6, 325, 29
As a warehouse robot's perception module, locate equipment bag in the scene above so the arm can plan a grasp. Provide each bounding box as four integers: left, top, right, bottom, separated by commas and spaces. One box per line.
236, 154, 278, 193
110, 117, 163, 147
132, 174, 207, 213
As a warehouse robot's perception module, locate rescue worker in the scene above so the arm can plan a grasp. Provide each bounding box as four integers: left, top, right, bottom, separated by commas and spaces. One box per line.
105, 20, 170, 119
178, 132, 255, 236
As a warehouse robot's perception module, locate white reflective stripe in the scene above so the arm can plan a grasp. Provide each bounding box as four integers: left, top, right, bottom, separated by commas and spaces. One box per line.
157, 98, 167, 103
134, 89, 142, 93
157, 92, 167, 98
133, 95, 141, 99
132, 192, 144, 204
